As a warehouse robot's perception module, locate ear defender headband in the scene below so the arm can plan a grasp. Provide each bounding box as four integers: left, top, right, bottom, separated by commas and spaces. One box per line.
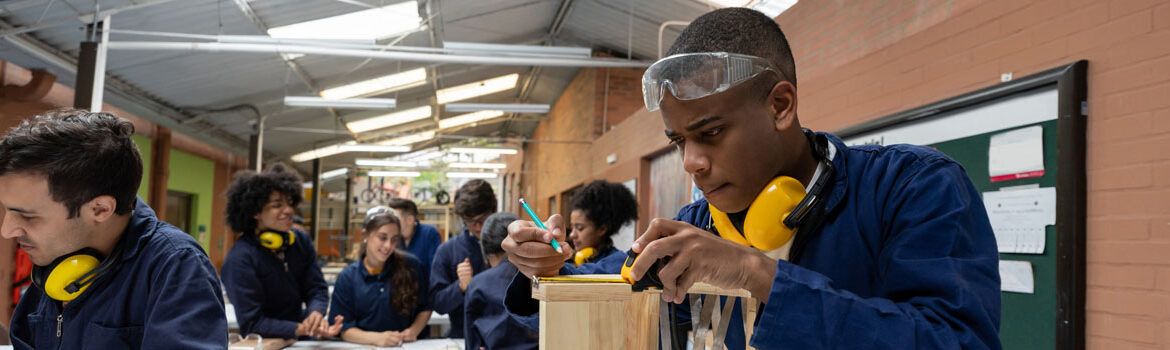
258, 229, 296, 251
31, 236, 130, 302
708, 131, 834, 251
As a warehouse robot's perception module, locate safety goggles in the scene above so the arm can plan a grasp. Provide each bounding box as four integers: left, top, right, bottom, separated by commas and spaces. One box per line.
642, 52, 780, 111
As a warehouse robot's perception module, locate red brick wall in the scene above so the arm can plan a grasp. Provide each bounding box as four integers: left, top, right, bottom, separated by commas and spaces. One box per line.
595, 67, 646, 134
519, 65, 657, 222
523, 69, 598, 217
778, 0, 1170, 348
520, 0, 1170, 346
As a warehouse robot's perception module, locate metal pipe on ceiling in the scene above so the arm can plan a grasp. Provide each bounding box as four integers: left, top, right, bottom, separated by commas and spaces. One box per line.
105, 41, 651, 68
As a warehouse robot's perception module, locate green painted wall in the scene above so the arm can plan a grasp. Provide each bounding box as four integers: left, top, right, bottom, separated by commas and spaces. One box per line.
129, 134, 216, 253
131, 135, 151, 199
168, 149, 215, 252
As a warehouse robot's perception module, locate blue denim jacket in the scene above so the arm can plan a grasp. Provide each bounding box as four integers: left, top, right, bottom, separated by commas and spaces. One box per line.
9, 199, 227, 349
504, 133, 1001, 349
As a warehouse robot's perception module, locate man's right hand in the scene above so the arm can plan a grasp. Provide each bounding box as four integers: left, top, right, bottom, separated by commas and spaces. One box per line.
502, 214, 574, 278
457, 258, 474, 291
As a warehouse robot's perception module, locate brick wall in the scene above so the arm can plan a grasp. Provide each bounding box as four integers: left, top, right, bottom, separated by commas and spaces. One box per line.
519, 0, 1170, 347
779, 0, 1170, 348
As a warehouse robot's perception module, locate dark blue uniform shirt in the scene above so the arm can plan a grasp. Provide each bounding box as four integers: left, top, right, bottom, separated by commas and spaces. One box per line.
8, 199, 227, 349
221, 229, 329, 339
406, 223, 441, 273
429, 229, 487, 338
464, 260, 538, 350
329, 252, 431, 334
505, 133, 1002, 349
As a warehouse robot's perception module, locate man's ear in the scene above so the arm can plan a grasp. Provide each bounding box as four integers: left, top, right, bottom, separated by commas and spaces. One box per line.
769, 80, 799, 132
85, 195, 118, 223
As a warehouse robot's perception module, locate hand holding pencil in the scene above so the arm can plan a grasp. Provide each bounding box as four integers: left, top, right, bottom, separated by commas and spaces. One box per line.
502, 199, 575, 278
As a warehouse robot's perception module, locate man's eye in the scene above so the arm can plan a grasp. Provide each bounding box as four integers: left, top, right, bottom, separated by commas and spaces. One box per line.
702, 127, 723, 137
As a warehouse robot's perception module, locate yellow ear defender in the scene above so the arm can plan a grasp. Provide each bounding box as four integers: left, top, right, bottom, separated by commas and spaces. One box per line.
709, 176, 806, 251
573, 247, 597, 266
31, 247, 114, 302
707, 130, 836, 252
258, 229, 295, 251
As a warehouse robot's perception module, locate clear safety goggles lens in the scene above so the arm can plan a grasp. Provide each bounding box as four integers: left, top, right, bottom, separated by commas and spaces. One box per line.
642, 52, 778, 111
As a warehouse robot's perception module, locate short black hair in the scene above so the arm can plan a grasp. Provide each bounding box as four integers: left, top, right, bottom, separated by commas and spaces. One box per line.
668, 8, 797, 88
571, 180, 638, 238
225, 163, 303, 233
386, 198, 420, 218
481, 212, 517, 256
0, 109, 142, 218
454, 179, 497, 218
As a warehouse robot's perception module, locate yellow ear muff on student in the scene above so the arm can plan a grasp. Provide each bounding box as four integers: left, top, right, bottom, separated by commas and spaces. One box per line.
573, 247, 597, 266
31, 248, 106, 302
258, 230, 296, 250
709, 176, 806, 251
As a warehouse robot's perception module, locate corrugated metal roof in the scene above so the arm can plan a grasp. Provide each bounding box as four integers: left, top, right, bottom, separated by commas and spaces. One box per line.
0, 0, 708, 165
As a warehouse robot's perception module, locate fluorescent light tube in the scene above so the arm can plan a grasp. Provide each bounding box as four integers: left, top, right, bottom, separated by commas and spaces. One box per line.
448, 162, 507, 169
446, 172, 498, 179
379, 130, 437, 146
321, 168, 349, 180
448, 147, 519, 155
356, 159, 419, 167
438, 111, 505, 129
443, 41, 591, 58
340, 144, 411, 153
369, 171, 422, 178
267, 1, 422, 41
346, 106, 433, 133
435, 74, 519, 104
320, 68, 427, 100
444, 103, 549, 114
284, 96, 397, 109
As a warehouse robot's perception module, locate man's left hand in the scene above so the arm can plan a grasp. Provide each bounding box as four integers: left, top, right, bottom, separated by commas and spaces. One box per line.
630, 219, 778, 304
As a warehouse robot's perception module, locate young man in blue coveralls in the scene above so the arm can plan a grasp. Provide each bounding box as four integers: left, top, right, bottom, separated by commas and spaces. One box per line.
430, 179, 496, 338
386, 198, 442, 271
0, 109, 227, 349
501, 8, 1001, 350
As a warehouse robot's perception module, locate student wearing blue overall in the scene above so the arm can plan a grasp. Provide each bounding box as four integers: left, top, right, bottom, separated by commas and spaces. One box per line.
330, 209, 431, 347
0, 109, 227, 349
567, 180, 638, 266
221, 164, 343, 340
387, 198, 442, 270
502, 8, 1001, 350
464, 212, 539, 350
430, 179, 496, 338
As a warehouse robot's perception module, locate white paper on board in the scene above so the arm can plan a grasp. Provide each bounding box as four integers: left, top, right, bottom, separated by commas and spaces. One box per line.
1000, 260, 1035, 294
983, 187, 1055, 254
988, 126, 1045, 182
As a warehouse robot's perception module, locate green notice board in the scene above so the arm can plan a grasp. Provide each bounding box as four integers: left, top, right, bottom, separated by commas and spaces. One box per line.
838, 61, 1087, 350
930, 120, 1058, 350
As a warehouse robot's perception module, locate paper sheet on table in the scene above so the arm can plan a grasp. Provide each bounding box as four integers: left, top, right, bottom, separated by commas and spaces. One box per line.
983, 187, 1055, 254
988, 126, 1045, 182
999, 260, 1035, 294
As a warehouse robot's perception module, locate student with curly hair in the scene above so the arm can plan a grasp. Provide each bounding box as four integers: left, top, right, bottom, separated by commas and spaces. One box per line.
328, 209, 431, 347
220, 164, 342, 340
568, 180, 638, 266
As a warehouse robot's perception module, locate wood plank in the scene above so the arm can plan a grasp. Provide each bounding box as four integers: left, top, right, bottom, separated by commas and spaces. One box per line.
688, 282, 753, 298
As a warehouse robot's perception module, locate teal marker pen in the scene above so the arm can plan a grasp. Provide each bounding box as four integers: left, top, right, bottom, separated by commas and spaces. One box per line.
519, 198, 564, 253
